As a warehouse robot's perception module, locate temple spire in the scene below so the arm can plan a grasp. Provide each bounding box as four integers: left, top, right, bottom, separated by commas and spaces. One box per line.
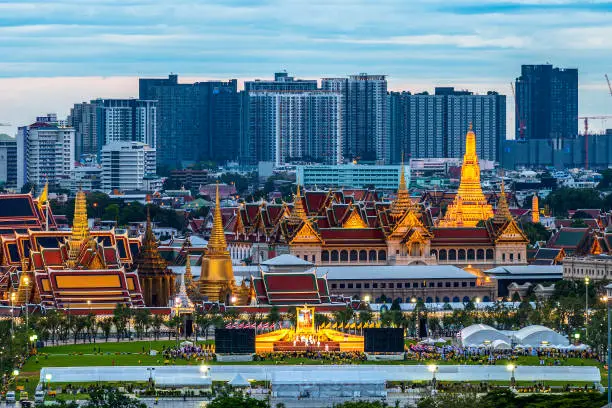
208, 183, 229, 254
494, 178, 512, 223
390, 152, 413, 219
532, 193, 540, 223
184, 249, 193, 283
288, 176, 308, 225
67, 190, 90, 267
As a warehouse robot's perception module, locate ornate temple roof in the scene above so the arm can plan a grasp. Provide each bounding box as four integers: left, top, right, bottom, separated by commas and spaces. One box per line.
133, 210, 171, 278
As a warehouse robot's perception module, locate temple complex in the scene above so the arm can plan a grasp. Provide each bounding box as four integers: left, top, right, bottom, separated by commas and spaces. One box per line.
439, 124, 494, 227
0, 191, 145, 311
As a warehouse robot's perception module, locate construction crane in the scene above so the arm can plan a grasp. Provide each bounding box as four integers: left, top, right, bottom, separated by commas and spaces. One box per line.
0, 123, 10, 126
510, 82, 526, 141
578, 115, 612, 169
606, 74, 612, 96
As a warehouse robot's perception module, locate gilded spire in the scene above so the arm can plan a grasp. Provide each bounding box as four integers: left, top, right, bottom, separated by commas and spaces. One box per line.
288, 176, 308, 225
390, 152, 413, 219
67, 190, 90, 267
494, 178, 512, 223
532, 193, 540, 223
439, 125, 494, 227
208, 183, 229, 254
184, 249, 193, 283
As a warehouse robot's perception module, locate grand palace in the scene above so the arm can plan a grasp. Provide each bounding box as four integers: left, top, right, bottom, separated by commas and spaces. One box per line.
224, 126, 529, 270
0, 127, 534, 311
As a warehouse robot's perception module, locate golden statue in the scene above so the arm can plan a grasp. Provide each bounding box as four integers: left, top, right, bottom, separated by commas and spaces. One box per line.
199, 184, 236, 303
439, 124, 494, 227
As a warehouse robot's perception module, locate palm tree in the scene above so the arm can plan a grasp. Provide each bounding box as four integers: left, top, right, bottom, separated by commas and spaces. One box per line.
112, 304, 129, 341
97, 319, 112, 342
84, 313, 97, 343
134, 309, 152, 340
46, 310, 60, 345
72, 316, 87, 344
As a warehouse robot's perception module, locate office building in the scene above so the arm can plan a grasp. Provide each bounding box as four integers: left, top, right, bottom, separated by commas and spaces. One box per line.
17, 114, 75, 190
139, 74, 239, 166
297, 164, 410, 190
322, 74, 388, 164
515, 64, 578, 140
0, 134, 17, 189
389, 88, 506, 163
101, 141, 157, 192
68, 99, 157, 160
70, 165, 102, 193
247, 91, 343, 165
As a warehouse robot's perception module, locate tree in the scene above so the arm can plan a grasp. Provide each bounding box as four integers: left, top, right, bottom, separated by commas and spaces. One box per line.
151, 315, 164, 340
418, 391, 482, 408
520, 221, 551, 245
134, 308, 152, 340
83, 388, 146, 408
112, 304, 130, 341
97, 318, 113, 342
267, 305, 281, 325
543, 188, 603, 216
102, 204, 120, 221
207, 392, 268, 408
71, 316, 87, 344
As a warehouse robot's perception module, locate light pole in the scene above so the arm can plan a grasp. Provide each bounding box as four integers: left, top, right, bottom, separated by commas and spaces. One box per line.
411, 297, 418, 338
10, 292, 15, 336
428, 364, 438, 392
604, 284, 612, 404
585, 277, 590, 340
24, 276, 30, 331
506, 363, 516, 387
45, 373, 52, 390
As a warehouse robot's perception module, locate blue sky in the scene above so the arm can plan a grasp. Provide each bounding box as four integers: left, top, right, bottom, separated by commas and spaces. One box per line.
1, 0, 611, 137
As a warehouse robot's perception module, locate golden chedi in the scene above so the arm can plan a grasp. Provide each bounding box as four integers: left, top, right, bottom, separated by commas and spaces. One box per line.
199, 184, 236, 303
440, 124, 494, 227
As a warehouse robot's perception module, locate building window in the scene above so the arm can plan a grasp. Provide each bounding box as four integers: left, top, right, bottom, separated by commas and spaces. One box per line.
477, 249, 484, 260
421, 282, 426, 288
359, 250, 367, 261
372, 283, 378, 289
449, 249, 457, 260
462, 282, 467, 287
322, 251, 329, 262
396, 283, 402, 289
470, 282, 475, 287
331, 250, 339, 261
331, 284, 337, 289
312, 255, 316, 263
467, 249, 475, 260
437, 282, 443, 287
405, 282, 411, 288
364, 283, 370, 289
445, 282, 451, 287
453, 282, 459, 287
378, 250, 387, 261
340, 250, 348, 261
369, 250, 377, 261
439, 249, 447, 261
339, 283, 345, 289
429, 282, 435, 288
380, 283, 386, 289
458, 249, 466, 260
303, 255, 308, 261
486, 249, 494, 260
350, 250, 358, 261
348, 283, 353, 289
356, 283, 362, 289
502, 253, 506, 262
389, 283, 394, 288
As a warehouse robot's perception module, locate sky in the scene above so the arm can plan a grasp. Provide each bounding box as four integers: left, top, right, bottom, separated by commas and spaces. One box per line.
1, 0, 612, 138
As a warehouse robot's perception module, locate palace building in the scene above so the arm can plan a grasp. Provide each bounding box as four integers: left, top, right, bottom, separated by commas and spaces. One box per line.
223, 127, 528, 270
0, 190, 151, 312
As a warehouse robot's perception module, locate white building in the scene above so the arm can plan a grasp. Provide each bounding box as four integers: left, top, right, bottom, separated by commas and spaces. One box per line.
297, 164, 410, 190
101, 141, 157, 192
17, 114, 75, 190
70, 165, 102, 192
248, 91, 343, 166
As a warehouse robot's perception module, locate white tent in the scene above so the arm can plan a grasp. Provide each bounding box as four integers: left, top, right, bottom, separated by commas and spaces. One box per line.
491, 339, 511, 350
229, 373, 251, 387
460, 324, 510, 347
513, 325, 569, 347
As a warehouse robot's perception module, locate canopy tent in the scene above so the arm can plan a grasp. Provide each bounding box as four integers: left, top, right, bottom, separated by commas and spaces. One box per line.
460, 324, 510, 347
512, 325, 569, 347
229, 373, 251, 387
491, 339, 512, 350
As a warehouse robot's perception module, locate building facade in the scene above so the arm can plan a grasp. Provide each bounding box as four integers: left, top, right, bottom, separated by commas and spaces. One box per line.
0, 134, 17, 189
139, 74, 239, 166
17, 114, 75, 190
247, 91, 343, 165
101, 141, 157, 192
389, 88, 505, 163
562, 255, 612, 282
322, 74, 389, 164
297, 164, 410, 190
515, 64, 578, 141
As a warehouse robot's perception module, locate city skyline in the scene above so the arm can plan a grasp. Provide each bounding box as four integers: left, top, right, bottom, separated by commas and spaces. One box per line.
1, 0, 612, 137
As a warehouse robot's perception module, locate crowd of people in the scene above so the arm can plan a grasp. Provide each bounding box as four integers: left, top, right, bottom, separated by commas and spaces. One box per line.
162, 344, 214, 362
254, 351, 367, 364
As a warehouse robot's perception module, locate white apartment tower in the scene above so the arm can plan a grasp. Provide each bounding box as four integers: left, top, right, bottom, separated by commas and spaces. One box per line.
17, 114, 75, 190
101, 141, 156, 192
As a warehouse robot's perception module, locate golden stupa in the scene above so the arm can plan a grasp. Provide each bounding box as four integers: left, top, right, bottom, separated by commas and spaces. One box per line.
390, 154, 415, 219
439, 124, 494, 227
288, 177, 308, 225
199, 184, 235, 302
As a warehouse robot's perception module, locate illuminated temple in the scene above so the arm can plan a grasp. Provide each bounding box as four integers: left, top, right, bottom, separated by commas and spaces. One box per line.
0, 191, 145, 311
224, 127, 529, 269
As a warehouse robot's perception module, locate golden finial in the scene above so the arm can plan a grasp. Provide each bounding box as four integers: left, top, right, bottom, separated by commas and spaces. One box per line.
184, 249, 193, 283
207, 182, 229, 253
532, 193, 540, 223
468, 122, 473, 131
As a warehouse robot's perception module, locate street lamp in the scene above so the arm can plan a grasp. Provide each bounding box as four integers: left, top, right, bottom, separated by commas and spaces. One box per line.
230, 296, 237, 305
604, 284, 612, 404
585, 277, 590, 339
506, 363, 516, 387
10, 292, 15, 336
23, 276, 30, 330
411, 297, 418, 338
364, 295, 370, 304
427, 364, 438, 391
45, 373, 52, 390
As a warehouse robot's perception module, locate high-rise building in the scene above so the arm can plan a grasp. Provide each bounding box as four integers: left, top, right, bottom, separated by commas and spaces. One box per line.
0, 134, 17, 189
389, 88, 505, 163
515, 64, 578, 140
247, 91, 343, 165
244, 72, 318, 92
68, 99, 157, 160
101, 141, 157, 192
322, 74, 388, 164
139, 74, 239, 167
17, 114, 74, 191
